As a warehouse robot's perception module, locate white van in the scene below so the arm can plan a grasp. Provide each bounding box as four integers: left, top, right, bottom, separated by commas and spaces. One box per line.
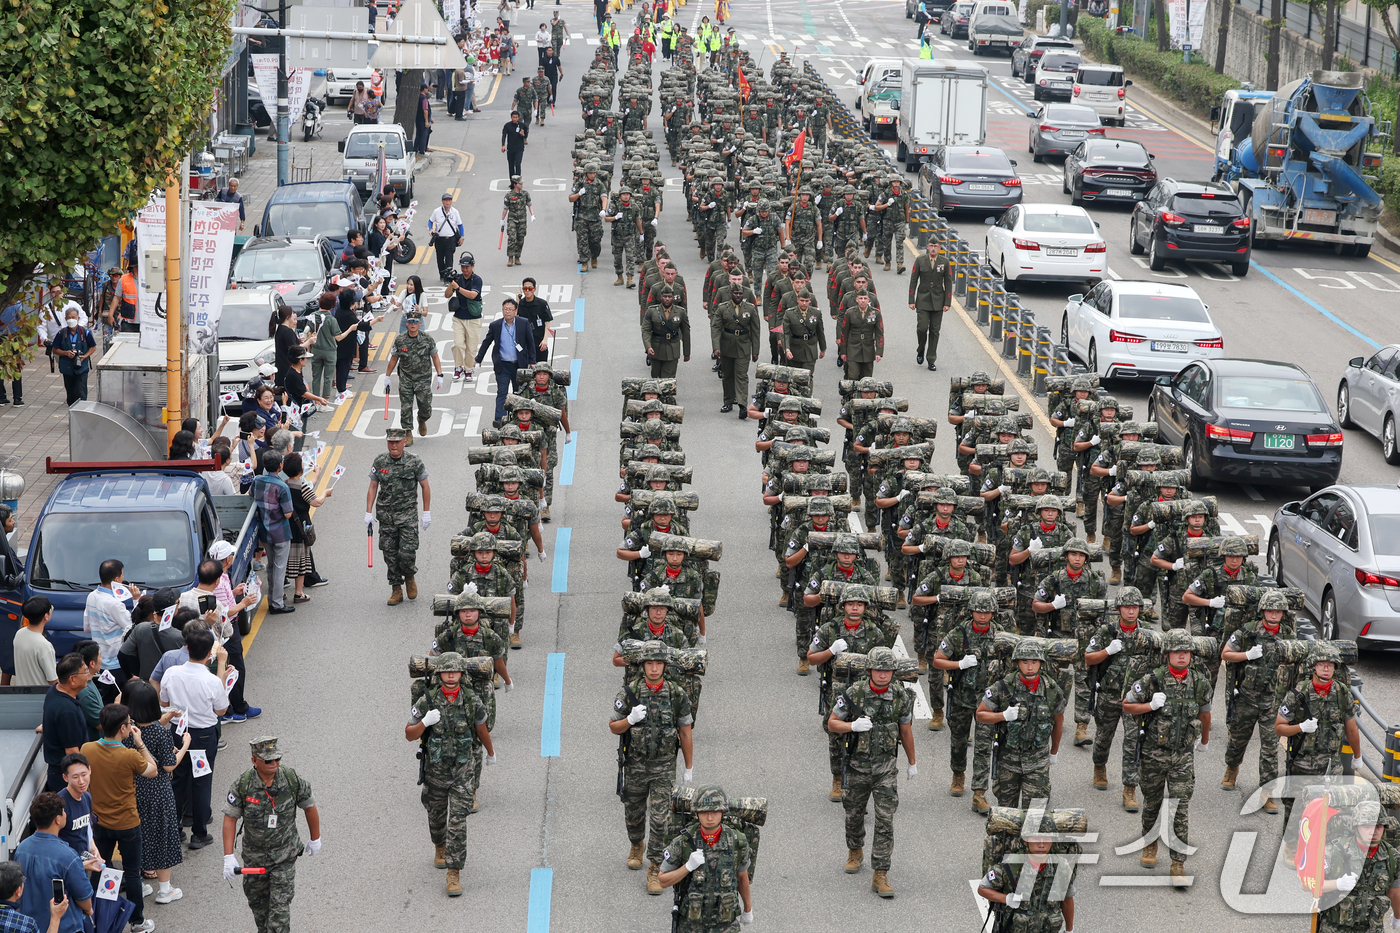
1073, 63, 1132, 126
339, 123, 415, 205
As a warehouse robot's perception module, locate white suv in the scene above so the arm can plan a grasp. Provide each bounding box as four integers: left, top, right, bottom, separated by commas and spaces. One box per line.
339, 123, 415, 205
1073, 63, 1131, 126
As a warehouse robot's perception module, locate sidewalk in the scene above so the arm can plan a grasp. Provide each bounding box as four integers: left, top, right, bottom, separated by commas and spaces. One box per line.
0, 351, 87, 547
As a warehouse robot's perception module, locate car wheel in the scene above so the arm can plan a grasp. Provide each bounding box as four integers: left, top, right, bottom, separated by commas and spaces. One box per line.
1147, 397, 1156, 423
1087, 339, 1098, 376
1357, 243, 1372, 259
1267, 532, 1282, 582
1385, 415, 1400, 466
1320, 590, 1338, 640
897, 141, 908, 163
1129, 217, 1144, 255
1032, 147, 1043, 163
1062, 168, 1071, 195
1183, 437, 1208, 491
1032, 86, 1042, 101
1148, 235, 1166, 272
1069, 179, 1083, 206
1231, 261, 1250, 277
1337, 382, 1353, 428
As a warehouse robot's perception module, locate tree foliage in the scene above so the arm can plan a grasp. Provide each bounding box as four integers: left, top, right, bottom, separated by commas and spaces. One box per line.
0, 0, 237, 313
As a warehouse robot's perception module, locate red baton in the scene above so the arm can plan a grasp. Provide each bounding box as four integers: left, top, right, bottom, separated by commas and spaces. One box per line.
234, 868, 267, 875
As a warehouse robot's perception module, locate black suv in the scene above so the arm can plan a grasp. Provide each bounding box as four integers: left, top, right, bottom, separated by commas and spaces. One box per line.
1129, 178, 1252, 276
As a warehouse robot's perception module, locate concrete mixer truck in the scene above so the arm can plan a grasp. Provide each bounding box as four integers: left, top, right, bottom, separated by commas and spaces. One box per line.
1209, 71, 1390, 257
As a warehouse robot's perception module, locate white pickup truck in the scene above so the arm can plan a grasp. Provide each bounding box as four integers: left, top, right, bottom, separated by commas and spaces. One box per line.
856, 59, 904, 139
968, 0, 1022, 55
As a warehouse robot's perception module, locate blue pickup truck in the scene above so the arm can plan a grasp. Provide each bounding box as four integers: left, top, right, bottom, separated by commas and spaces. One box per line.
0, 463, 259, 673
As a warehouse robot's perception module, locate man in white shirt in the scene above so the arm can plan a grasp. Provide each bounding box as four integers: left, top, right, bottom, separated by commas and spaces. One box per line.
81, 560, 139, 679
14, 596, 58, 686
158, 623, 229, 848
428, 193, 464, 282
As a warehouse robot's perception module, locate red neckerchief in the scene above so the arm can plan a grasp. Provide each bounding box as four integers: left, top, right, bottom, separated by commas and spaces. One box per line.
1158, 495, 1170, 502
1040, 521, 1057, 534
700, 825, 722, 847
647, 619, 667, 636
1187, 529, 1204, 538
1369, 844, 1381, 858
460, 625, 479, 637
653, 520, 671, 532
645, 679, 665, 694
485, 523, 501, 534
1119, 621, 1138, 633
535, 384, 550, 393
441, 685, 461, 702
517, 421, 531, 432
843, 616, 861, 632
1066, 567, 1083, 582
504, 493, 521, 501
869, 681, 889, 694
935, 517, 950, 530
1224, 565, 1242, 578
971, 620, 991, 633
949, 569, 965, 581
836, 564, 856, 579
1261, 619, 1281, 635
1020, 676, 1040, 692
813, 520, 830, 531
1168, 666, 1189, 682
1313, 679, 1334, 697
474, 563, 493, 574
665, 565, 682, 579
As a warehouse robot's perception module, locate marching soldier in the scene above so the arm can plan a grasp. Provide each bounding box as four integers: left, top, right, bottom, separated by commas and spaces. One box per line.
1084, 587, 1154, 811
1183, 535, 1259, 645
910, 535, 984, 730
641, 286, 692, 377
607, 186, 645, 287
1031, 537, 1107, 747
1314, 801, 1400, 933
1219, 588, 1291, 805
780, 290, 826, 373
1275, 643, 1361, 832
932, 589, 1003, 813
366, 428, 431, 606
384, 312, 444, 438
447, 532, 519, 642
710, 279, 761, 416
786, 188, 823, 271
907, 239, 951, 371
837, 289, 883, 380
658, 785, 755, 930
501, 177, 535, 267
875, 177, 910, 273
976, 639, 1067, 809
977, 814, 1077, 933
1148, 499, 1215, 631
569, 161, 609, 271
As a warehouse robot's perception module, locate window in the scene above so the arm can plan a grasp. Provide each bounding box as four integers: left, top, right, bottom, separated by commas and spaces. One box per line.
1115, 293, 1211, 323
1364, 347, 1397, 375
344, 133, 406, 160
1076, 68, 1123, 86
230, 246, 326, 285
1000, 206, 1018, 229
1174, 365, 1209, 406
1321, 499, 1358, 549
1216, 375, 1327, 413
1022, 212, 1096, 235
1303, 492, 1339, 528
1368, 514, 1400, 556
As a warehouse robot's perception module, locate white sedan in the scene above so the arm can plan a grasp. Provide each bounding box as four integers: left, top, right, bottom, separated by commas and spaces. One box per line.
984, 203, 1106, 285
1060, 279, 1225, 380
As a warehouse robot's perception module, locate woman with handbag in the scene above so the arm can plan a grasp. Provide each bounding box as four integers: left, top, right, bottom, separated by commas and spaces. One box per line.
282, 453, 331, 604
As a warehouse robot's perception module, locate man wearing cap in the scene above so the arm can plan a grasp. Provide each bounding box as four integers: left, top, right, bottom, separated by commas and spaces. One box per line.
222, 737, 321, 931
501, 178, 536, 267
907, 239, 952, 371
476, 297, 538, 429
446, 253, 483, 383
366, 428, 431, 606
640, 288, 691, 378
568, 162, 609, 271
501, 110, 529, 178
405, 653, 493, 896
428, 193, 465, 282
385, 312, 444, 439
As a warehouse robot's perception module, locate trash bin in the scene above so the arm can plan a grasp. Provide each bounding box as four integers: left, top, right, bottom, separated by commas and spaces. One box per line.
235, 123, 257, 157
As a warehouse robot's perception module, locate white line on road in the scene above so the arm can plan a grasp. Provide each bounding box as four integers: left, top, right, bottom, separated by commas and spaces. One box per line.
890, 635, 933, 720
1240, 484, 1265, 501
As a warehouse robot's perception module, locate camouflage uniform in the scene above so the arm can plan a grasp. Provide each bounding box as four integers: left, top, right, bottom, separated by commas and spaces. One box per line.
503, 186, 532, 264
522, 372, 569, 504
783, 511, 842, 660
391, 326, 437, 430
463, 516, 529, 636
1278, 647, 1357, 827
788, 197, 822, 270
222, 739, 316, 933
1222, 611, 1291, 792
512, 82, 535, 126
409, 661, 489, 867
370, 444, 427, 587
612, 669, 694, 867
447, 550, 519, 638
810, 606, 892, 779
1316, 823, 1400, 933
1129, 654, 1211, 866
875, 186, 910, 269
533, 75, 549, 123
1186, 555, 1258, 644
981, 854, 1076, 933
1150, 512, 1219, 631
1033, 547, 1106, 727
1086, 597, 1157, 789
610, 195, 641, 280
911, 562, 984, 715
574, 172, 607, 265
939, 605, 1002, 792
1009, 512, 1073, 635
743, 202, 782, 287
982, 653, 1068, 809
660, 812, 752, 933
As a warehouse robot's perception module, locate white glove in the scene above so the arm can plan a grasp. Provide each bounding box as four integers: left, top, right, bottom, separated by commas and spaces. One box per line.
850, 716, 873, 733
638, 234, 644, 242
697, 634, 706, 646
638, 545, 651, 559
305, 837, 322, 856
708, 201, 717, 209
1299, 718, 1319, 734
223, 854, 238, 880
1244, 645, 1264, 661
1106, 639, 1123, 655
1062, 418, 1076, 428
486, 752, 497, 766
764, 408, 773, 417
1146, 520, 1156, 530
817, 240, 823, 249
1209, 595, 1226, 609
577, 186, 586, 195
626, 704, 648, 725
1090, 435, 1101, 446
897, 488, 910, 501
753, 227, 762, 235
1337, 872, 1358, 893
1051, 594, 1067, 610
505, 680, 515, 692
1005, 893, 1023, 909
1194, 740, 1208, 753
1108, 464, 1118, 476
1172, 558, 1185, 571
382, 375, 392, 391
683, 767, 693, 783
1002, 705, 1020, 722
651, 218, 658, 227
501, 219, 507, 230
537, 549, 547, 561
420, 708, 442, 727
958, 655, 978, 670
434, 373, 444, 391
365, 512, 375, 527
1150, 692, 1167, 710
815, 196, 823, 205
599, 209, 608, 217
1049, 753, 1058, 765
829, 638, 848, 656
421, 511, 432, 531
998, 485, 1011, 496
919, 540, 932, 554
741, 911, 753, 926
685, 849, 706, 871
907, 763, 918, 779
1029, 537, 1042, 550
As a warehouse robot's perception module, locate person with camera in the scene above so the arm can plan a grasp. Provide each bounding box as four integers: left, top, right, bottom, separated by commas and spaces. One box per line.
0, 858, 72, 933
12, 794, 98, 933
81, 705, 159, 931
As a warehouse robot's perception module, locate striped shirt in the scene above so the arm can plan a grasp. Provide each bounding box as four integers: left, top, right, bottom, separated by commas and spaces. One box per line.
82, 586, 132, 670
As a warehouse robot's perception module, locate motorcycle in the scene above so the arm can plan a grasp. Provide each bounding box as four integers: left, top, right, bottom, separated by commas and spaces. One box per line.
302, 97, 325, 142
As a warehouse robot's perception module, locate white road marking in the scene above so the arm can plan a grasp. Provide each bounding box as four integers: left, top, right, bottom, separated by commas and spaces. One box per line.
1240, 484, 1265, 501
891, 635, 933, 719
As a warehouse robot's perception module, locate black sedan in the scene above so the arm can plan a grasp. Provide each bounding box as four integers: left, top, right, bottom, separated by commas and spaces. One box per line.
940, 1, 974, 36
1063, 139, 1157, 205
1129, 178, 1252, 276
1147, 358, 1344, 493
917, 146, 1023, 214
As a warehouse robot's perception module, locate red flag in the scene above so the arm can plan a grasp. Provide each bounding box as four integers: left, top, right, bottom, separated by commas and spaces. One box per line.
1295, 796, 1337, 898
737, 69, 751, 103
376, 143, 388, 203
783, 129, 806, 169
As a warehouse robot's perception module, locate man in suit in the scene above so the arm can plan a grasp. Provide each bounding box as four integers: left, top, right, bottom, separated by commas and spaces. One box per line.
476, 297, 538, 427
907, 240, 953, 371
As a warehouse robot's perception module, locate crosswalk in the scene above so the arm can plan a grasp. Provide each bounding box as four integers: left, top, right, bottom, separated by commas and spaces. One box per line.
576, 31, 943, 57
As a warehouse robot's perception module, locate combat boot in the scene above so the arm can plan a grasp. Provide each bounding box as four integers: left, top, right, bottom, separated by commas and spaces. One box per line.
871, 870, 893, 898
797, 657, 810, 675
591, 258, 599, 269
1076, 500, 1085, 517
1140, 842, 1157, 868
1110, 564, 1122, 585
446, 869, 462, 896
405, 576, 418, 600
418, 420, 429, 436
1221, 766, 1238, 790
470, 791, 479, 813
1093, 764, 1108, 790
897, 264, 906, 274
615, 273, 624, 285
883, 261, 891, 271
829, 776, 843, 801
510, 632, 523, 648
627, 274, 635, 288
646, 863, 662, 895
1170, 861, 1187, 885
387, 585, 404, 606
627, 842, 644, 870
897, 592, 907, 609
1122, 785, 1139, 812
1261, 790, 1279, 814
541, 505, 551, 522
1074, 722, 1091, 746
778, 591, 788, 607
863, 244, 872, 259
1087, 532, 1097, 544
844, 848, 863, 873
950, 772, 965, 797
971, 790, 990, 814
435, 844, 446, 868
916, 652, 927, 674
927, 709, 945, 731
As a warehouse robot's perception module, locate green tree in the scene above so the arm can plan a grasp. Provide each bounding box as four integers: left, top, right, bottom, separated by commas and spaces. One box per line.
0, 0, 236, 313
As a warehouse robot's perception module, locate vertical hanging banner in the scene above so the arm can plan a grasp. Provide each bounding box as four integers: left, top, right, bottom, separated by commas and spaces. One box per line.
252, 53, 311, 122
286, 66, 313, 122
134, 196, 168, 351
187, 203, 240, 355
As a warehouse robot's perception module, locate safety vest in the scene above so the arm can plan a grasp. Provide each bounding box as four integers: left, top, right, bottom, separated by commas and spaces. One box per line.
370, 74, 385, 99
117, 273, 138, 320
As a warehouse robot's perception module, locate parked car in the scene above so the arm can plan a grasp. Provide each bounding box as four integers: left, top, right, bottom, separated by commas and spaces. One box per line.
1064, 139, 1157, 205
228, 236, 335, 317
1073, 62, 1131, 126
984, 203, 1105, 285
1129, 178, 1252, 276
917, 145, 1022, 214
1012, 35, 1076, 81
1032, 52, 1082, 102
1338, 346, 1400, 464
1062, 279, 1224, 380
1027, 103, 1104, 162
940, 1, 975, 36
855, 59, 903, 139
1148, 358, 1342, 491
1269, 483, 1400, 643
339, 123, 415, 204
325, 67, 382, 106
215, 288, 288, 408
254, 180, 367, 257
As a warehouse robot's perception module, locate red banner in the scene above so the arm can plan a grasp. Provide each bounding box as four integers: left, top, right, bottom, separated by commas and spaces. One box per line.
1295, 796, 1336, 897
738, 69, 751, 103
783, 129, 806, 169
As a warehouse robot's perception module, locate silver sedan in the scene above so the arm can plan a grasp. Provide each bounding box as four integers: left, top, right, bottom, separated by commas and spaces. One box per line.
1027, 103, 1104, 162
1339, 345, 1400, 464
1270, 484, 1400, 646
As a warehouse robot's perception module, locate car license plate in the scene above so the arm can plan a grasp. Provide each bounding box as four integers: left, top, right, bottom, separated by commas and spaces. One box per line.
1264, 432, 1295, 450
1194, 224, 1223, 234
1060, 130, 1084, 138
1045, 247, 1078, 257
1104, 188, 1133, 197
1303, 208, 1336, 226
967, 183, 996, 191
1151, 341, 1188, 353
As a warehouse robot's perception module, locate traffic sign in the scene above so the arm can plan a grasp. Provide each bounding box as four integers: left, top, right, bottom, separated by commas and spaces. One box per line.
284, 6, 371, 69
369, 0, 467, 70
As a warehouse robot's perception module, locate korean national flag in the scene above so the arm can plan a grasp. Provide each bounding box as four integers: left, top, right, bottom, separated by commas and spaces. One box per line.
97, 868, 123, 901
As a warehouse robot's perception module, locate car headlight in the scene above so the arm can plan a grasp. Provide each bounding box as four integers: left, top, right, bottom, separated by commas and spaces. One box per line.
253, 348, 275, 366
391, 169, 407, 176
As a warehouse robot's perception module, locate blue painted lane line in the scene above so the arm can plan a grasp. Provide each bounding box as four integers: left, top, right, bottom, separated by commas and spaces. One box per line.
1249, 261, 1381, 350
527, 867, 554, 933
551, 527, 572, 593
574, 297, 585, 333
558, 432, 578, 485
541, 653, 565, 757
990, 80, 1035, 113
568, 358, 581, 400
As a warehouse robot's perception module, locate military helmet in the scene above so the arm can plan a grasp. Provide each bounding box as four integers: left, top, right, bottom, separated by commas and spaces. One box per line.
453, 591, 488, 613
867, 646, 898, 671
693, 784, 729, 813
857, 376, 882, 391
498, 422, 523, 440
1218, 535, 1251, 557
983, 399, 1007, 416
1011, 639, 1046, 662
1064, 536, 1091, 555
1309, 642, 1342, 665
1136, 446, 1162, 466
1115, 586, 1145, 607
1258, 589, 1289, 612
644, 464, 673, 484
585, 161, 600, 172
889, 417, 916, 436
969, 370, 992, 386
637, 639, 671, 662
1071, 375, 1095, 392
946, 538, 973, 559
1008, 437, 1034, 455
640, 420, 667, 439
787, 444, 817, 462
1098, 395, 1120, 411
481, 494, 508, 513
641, 586, 674, 609
932, 486, 958, 505
778, 395, 804, 413
1178, 499, 1208, 518
1028, 467, 1054, 485
637, 398, 664, 415
1035, 494, 1062, 512
434, 651, 469, 672
469, 531, 498, 551
619, 185, 633, 196
650, 494, 678, 515
497, 466, 525, 485
1350, 799, 1396, 830
808, 496, 835, 517
636, 443, 664, 460
1162, 629, 1194, 653
969, 590, 998, 613
995, 416, 1019, 436
1120, 421, 1148, 436
834, 533, 862, 555
841, 583, 873, 606
757, 198, 771, 211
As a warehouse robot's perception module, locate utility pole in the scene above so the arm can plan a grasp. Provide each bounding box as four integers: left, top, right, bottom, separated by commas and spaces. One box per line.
278, 0, 290, 187
164, 165, 184, 443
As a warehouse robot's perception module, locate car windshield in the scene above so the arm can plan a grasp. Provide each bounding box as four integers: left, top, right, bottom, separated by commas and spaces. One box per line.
1116, 293, 1210, 322
1040, 53, 1081, 70
1022, 212, 1096, 234
31, 511, 195, 590
1369, 515, 1400, 556
220, 298, 275, 339
945, 151, 1010, 171
1044, 105, 1099, 123
1077, 69, 1122, 86
869, 78, 901, 101
344, 133, 406, 160
1217, 376, 1327, 412
955, 2, 973, 13
263, 201, 352, 239
231, 247, 324, 284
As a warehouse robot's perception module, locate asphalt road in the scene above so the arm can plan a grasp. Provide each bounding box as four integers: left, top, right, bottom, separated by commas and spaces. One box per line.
166, 4, 1400, 932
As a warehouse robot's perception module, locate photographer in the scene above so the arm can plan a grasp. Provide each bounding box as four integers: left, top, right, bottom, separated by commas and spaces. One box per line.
0, 858, 71, 933
12, 793, 96, 933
